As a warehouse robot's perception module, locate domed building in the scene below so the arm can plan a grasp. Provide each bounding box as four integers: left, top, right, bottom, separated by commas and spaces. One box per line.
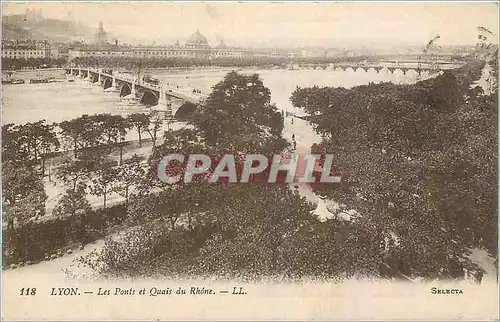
185, 29, 210, 49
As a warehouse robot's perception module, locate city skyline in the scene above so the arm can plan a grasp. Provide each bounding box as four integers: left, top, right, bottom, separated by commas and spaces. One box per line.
2, 2, 498, 49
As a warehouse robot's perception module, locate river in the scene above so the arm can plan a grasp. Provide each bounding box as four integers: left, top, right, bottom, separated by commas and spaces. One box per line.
2, 67, 426, 125
2, 67, 428, 148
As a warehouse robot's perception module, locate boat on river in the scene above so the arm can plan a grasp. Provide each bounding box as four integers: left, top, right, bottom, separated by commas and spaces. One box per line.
2, 79, 25, 85
29, 79, 49, 84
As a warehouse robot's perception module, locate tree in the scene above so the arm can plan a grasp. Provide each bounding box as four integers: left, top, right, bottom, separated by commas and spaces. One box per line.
174, 181, 215, 230
89, 159, 119, 208
116, 154, 145, 207
56, 150, 104, 193
158, 128, 205, 154
194, 184, 322, 278
35, 121, 60, 174
145, 111, 162, 147
91, 222, 166, 276
23, 120, 58, 163
146, 128, 208, 188
127, 113, 150, 147
53, 182, 92, 217
90, 114, 130, 145
125, 188, 185, 232
2, 163, 47, 230
190, 71, 286, 152
156, 188, 186, 231
2, 123, 30, 166
2, 121, 59, 168
59, 115, 101, 157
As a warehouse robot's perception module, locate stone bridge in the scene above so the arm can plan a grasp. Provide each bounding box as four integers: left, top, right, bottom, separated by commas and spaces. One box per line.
289, 61, 463, 75
66, 67, 207, 118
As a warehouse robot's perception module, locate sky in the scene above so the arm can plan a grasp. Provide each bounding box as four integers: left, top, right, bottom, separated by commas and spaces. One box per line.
2, 2, 499, 48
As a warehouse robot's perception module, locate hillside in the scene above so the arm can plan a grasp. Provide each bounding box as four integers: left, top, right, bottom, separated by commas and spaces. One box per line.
2, 14, 95, 42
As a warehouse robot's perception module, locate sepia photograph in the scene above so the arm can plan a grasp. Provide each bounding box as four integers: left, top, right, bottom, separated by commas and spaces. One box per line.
1, 1, 499, 320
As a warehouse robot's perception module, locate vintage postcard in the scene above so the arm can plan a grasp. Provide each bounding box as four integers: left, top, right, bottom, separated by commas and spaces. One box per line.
1, 1, 499, 320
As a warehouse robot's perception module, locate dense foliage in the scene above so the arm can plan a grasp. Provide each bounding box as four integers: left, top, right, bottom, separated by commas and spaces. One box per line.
2, 57, 68, 70
190, 71, 287, 152
2, 112, 160, 265
81, 66, 496, 281
290, 60, 497, 278
3, 204, 127, 266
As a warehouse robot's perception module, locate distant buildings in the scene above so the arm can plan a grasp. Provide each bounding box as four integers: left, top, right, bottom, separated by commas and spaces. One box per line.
3, 22, 474, 62
67, 25, 336, 60
1, 37, 71, 61
1, 39, 58, 59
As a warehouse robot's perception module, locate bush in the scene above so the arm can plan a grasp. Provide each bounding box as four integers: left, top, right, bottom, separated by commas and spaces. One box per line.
2, 204, 127, 266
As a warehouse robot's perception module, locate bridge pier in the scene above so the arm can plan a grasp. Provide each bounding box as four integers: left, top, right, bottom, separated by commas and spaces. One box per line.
85, 68, 92, 81
159, 87, 168, 106
150, 87, 175, 120
131, 78, 137, 96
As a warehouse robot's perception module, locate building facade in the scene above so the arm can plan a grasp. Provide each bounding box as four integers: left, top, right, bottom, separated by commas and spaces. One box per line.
1, 40, 52, 59
2, 27, 346, 61
67, 29, 319, 61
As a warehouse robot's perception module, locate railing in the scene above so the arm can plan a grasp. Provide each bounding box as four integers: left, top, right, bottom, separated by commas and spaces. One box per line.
80, 68, 207, 103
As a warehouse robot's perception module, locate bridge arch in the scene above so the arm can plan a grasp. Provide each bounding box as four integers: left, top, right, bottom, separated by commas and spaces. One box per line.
174, 102, 198, 120
103, 78, 113, 89
141, 90, 159, 106
119, 83, 132, 97
405, 69, 418, 77
392, 68, 404, 75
